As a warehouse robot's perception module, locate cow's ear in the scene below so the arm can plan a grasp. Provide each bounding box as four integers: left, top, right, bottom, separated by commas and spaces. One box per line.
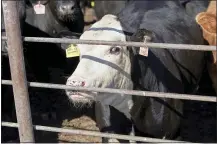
130, 28, 153, 42
128, 29, 153, 55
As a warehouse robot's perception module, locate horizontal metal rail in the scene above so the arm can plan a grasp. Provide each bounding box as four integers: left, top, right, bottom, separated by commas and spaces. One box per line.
2, 122, 187, 143
1, 36, 216, 51
2, 80, 216, 102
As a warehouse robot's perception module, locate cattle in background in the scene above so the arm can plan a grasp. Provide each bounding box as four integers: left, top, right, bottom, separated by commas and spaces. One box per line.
65, 1, 207, 142
1, 0, 82, 126
2, 0, 83, 79
179, 0, 209, 18
26, 0, 84, 35
21, 0, 83, 120
195, 0, 217, 94
23, 0, 84, 77
93, 1, 128, 20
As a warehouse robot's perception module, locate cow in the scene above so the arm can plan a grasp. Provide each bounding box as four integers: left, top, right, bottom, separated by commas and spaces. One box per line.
25, 0, 84, 35
195, 0, 217, 95
1, 0, 82, 125
93, 1, 128, 20
2, 0, 83, 77
21, 0, 84, 120
23, 0, 83, 77
65, 0, 207, 143
181, 0, 209, 18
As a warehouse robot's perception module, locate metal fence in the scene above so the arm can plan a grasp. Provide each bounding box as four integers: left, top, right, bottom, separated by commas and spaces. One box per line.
1, 1, 216, 143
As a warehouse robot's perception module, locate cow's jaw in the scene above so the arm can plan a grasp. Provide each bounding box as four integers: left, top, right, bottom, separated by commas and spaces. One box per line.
66, 15, 133, 110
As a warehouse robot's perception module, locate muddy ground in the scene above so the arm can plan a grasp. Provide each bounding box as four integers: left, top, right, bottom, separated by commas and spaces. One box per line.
1, 7, 216, 143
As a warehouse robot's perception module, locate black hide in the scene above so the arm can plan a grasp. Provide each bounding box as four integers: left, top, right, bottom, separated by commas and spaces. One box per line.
117, 0, 206, 139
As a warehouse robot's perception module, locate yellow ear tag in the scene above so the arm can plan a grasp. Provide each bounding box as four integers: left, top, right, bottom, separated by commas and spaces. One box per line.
66, 44, 80, 58
91, 1, 95, 7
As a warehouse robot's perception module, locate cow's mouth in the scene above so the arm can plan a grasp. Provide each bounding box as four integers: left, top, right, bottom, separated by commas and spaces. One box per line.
66, 91, 95, 103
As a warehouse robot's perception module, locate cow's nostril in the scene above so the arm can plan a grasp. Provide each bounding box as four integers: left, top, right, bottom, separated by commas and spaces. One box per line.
81, 81, 85, 87
60, 4, 75, 12
60, 6, 66, 11
70, 6, 75, 10
67, 79, 86, 87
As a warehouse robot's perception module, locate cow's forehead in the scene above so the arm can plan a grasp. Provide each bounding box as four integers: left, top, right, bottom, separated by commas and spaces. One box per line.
80, 15, 126, 42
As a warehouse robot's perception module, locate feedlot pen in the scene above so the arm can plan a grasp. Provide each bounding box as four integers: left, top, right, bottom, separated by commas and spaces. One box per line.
1, 1, 217, 143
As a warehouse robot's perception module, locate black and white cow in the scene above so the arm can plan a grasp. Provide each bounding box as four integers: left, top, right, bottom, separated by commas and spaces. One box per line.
65, 0, 207, 143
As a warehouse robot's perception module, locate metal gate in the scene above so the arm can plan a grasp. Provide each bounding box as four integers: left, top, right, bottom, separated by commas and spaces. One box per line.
1, 1, 216, 143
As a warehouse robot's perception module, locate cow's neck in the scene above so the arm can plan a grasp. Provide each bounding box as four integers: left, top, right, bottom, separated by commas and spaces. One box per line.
97, 93, 133, 120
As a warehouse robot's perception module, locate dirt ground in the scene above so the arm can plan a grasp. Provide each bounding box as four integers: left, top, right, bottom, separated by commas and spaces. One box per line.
2, 7, 217, 143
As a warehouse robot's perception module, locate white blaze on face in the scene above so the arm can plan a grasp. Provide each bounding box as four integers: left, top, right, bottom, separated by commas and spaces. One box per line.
66, 14, 133, 115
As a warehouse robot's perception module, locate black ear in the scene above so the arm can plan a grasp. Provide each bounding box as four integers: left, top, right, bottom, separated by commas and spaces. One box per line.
130, 28, 153, 42
56, 30, 81, 50
127, 28, 153, 55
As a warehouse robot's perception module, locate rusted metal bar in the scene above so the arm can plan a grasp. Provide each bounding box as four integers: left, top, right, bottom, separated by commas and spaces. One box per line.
2, 80, 216, 102
2, 1, 35, 142
2, 122, 188, 143
1, 36, 216, 51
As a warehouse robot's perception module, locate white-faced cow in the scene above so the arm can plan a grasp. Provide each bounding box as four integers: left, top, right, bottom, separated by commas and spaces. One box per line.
65, 0, 207, 143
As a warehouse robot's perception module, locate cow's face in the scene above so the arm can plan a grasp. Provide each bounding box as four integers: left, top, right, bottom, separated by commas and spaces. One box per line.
50, 0, 83, 22
66, 15, 133, 106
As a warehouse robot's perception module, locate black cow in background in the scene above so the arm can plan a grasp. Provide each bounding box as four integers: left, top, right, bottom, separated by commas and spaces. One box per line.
93, 1, 128, 20
24, 0, 83, 76
1, 0, 83, 127
178, 0, 209, 18
176, 0, 217, 142
2, 0, 84, 81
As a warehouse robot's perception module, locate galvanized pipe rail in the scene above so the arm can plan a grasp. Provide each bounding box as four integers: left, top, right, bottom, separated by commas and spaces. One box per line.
2, 1, 35, 142
1, 36, 216, 51
2, 80, 216, 102
1, 1, 216, 143
2, 122, 188, 143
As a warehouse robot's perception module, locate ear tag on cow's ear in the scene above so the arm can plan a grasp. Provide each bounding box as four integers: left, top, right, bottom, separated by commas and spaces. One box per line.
66, 44, 80, 58
34, 1, 45, 15
91, 1, 95, 7
139, 36, 151, 57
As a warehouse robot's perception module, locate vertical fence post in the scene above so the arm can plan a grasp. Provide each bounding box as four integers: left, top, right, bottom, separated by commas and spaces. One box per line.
2, 1, 35, 142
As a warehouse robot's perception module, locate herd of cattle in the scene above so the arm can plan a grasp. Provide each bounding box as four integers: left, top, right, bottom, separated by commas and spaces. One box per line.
1, 0, 216, 143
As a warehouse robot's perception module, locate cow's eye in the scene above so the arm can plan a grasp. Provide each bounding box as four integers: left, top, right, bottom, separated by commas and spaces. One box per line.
109, 46, 121, 55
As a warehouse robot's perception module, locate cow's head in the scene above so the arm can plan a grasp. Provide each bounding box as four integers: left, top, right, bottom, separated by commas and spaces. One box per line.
65, 14, 153, 107
49, 0, 83, 22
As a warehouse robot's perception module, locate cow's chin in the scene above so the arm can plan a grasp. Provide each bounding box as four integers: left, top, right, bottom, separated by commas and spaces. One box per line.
66, 91, 96, 108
